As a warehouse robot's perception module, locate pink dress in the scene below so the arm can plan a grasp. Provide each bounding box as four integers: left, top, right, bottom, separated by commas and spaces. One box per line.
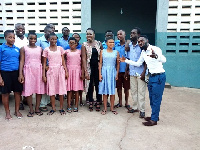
42, 46, 67, 96
66, 49, 83, 91
22, 46, 45, 96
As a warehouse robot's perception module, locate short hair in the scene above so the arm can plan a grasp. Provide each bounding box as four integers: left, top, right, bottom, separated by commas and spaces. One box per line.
28, 32, 37, 38
105, 30, 113, 34
86, 28, 95, 34
62, 27, 69, 32
72, 33, 81, 38
4, 30, 14, 38
140, 35, 148, 40
105, 36, 114, 42
133, 27, 141, 35
117, 29, 125, 34
44, 26, 52, 32
15, 23, 24, 29
48, 32, 57, 39
68, 37, 77, 43
46, 23, 54, 28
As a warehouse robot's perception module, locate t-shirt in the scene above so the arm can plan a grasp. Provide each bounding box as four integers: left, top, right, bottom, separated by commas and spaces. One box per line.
0, 43, 20, 71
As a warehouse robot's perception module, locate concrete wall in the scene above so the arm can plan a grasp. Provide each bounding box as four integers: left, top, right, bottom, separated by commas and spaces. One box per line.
91, 0, 157, 43
156, 0, 200, 88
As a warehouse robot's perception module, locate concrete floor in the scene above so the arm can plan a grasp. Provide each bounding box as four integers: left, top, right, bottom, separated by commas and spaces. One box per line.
0, 86, 199, 150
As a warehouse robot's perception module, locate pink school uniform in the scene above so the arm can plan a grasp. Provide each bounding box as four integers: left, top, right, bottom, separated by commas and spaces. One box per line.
42, 46, 67, 96
22, 46, 45, 96
65, 49, 83, 91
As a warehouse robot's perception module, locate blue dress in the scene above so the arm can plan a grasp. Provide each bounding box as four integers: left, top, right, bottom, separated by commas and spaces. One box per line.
99, 49, 117, 95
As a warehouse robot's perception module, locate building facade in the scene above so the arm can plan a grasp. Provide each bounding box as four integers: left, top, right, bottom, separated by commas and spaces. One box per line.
0, 0, 199, 88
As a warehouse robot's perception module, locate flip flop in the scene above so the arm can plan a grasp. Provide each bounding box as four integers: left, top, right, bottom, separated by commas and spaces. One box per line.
27, 112, 34, 117
47, 110, 56, 115
114, 103, 122, 108
14, 113, 22, 119
67, 108, 72, 113
35, 111, 43, 116
5, 116, 12, 121
101, 110, 106, 115
111, 110, 118, 115
125, 105, 131, 110
59, 109, 66, 115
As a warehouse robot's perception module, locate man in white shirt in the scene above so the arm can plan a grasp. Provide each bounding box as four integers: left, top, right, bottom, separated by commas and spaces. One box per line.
120, 35, 166, 126
14, 23, 29, 110
14, 23, 29, 49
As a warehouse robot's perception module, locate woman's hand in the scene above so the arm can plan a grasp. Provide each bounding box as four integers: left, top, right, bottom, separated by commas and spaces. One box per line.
42, 75, 47, 83
115, 75, 118, 80
45, 66, 49, 71
85, 71, 90, 80
0, 76, 4, 86
99, 74, 103, 82
18, 75, 24, 83
65, 71, 69, 79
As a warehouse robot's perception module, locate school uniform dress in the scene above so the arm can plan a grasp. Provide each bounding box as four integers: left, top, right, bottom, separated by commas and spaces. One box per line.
0, 43, 23, 93
36, 35, 50, 107
125, 44, 166, 122
42, 46, 67, 96
65, 49, 83, 91
99, 49, 118, 95
22, 46, 45, 96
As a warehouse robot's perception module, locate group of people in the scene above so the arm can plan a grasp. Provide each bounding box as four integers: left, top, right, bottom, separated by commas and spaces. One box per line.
0, 23, 166, 126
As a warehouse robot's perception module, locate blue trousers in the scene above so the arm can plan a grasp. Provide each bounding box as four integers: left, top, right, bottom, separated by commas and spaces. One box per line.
148, 73, 166, 121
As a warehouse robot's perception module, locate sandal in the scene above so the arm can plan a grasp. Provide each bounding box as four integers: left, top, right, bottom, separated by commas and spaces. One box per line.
80, 102, 85, 106
125, 104, 131, 110
111, 110, 118, 115
27, 112, 34, 117
114, 103, 122, 108
127, 109, 138, 113
39, 107, 48, 112
101, 110, 106, 115
47, 110, 56, 115
35, 111, 43, 116
14, 112, 23, 119
96, 102, 100, 111
89, 102, 93, 112
73, 107, 78, 112
59, 109, 66, 115
67, 108, 72, 113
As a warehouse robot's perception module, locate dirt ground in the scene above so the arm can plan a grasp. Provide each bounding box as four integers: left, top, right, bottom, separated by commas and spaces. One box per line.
0, 86, 200, 150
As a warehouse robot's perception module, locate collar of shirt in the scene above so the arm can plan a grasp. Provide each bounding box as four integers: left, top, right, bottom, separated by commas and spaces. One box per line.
115, 42, 125, 47
2, 43, 17, 49
129, 42, 138, 47
40, 35, 48, 42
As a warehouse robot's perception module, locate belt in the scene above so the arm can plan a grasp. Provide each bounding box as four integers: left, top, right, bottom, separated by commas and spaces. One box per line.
150, 72, 164, 76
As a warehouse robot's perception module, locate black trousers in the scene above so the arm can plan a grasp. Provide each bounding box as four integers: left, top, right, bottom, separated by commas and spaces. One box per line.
88, 65, 102, 103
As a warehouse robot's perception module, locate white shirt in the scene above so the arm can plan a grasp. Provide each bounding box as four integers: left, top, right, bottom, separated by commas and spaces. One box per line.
125, 44, 166, 74
15, 35, 29, 49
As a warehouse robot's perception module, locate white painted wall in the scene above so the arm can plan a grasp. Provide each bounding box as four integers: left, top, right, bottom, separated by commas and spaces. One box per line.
168, 0, 200, 32
0, 0, 81, 34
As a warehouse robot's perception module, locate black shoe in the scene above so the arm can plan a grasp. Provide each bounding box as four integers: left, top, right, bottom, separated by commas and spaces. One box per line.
144, 117, 159, 121
139, 112, 145, 118
142, 120, 157, 126
19, 103, 24, 110
107, 102, 110, 107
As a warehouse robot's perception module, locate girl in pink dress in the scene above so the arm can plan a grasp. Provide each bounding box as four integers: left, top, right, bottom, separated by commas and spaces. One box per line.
42, 33, 68, 115
65, 37, 84, 112
18, 32, 45, 117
